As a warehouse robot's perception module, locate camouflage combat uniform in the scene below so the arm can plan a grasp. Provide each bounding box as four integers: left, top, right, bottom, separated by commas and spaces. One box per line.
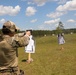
0, 21, 29, 75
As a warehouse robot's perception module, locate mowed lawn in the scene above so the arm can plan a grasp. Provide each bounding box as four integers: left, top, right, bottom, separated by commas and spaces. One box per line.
18, 34, 76, 75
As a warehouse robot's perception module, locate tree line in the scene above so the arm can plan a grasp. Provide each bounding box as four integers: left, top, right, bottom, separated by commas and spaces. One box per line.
0, 28, 76, 37
20, 28, 76, 37
0, 21, 76, 37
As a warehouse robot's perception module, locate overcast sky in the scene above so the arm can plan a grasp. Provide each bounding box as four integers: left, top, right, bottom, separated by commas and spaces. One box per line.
0, 0, 76, 30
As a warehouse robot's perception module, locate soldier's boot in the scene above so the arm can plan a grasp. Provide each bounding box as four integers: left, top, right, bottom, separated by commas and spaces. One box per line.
19, 69, 25, 75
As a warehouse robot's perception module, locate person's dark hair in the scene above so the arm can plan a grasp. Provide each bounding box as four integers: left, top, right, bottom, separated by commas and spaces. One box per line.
26, 29, 32, 35
61, 33, 63, 36
58, 34, 61, 37
58, 34, 60, 37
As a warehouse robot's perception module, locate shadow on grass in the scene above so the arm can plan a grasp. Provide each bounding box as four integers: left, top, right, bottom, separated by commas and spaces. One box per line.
22, 59, 27, 62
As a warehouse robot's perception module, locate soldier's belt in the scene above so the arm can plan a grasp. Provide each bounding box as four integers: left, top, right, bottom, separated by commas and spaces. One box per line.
0, 67, 18, 73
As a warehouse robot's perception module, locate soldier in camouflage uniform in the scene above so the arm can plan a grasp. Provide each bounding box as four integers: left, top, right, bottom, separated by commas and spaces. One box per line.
0, 21, 29, 75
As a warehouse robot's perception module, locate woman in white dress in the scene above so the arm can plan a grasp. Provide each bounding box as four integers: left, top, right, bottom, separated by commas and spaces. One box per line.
58, 33, 65, 50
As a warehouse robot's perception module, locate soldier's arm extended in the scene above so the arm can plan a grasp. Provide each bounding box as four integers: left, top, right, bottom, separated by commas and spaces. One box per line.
14, 34, 29, 47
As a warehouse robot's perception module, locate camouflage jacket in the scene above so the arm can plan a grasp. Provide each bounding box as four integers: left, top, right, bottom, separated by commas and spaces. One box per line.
0, 34, 29, 70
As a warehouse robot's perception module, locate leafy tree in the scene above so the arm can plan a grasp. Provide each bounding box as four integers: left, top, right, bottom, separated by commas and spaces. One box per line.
56, 21, 64, 34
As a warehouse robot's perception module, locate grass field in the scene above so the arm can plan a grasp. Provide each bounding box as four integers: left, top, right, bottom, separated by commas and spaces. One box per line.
18, 34, 76, 75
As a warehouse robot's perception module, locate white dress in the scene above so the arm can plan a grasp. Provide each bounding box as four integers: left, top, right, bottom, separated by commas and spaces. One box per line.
58, 36, 65, 45
25, 35, 35, 53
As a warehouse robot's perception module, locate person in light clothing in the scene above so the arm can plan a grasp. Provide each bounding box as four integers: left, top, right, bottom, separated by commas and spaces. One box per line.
58, 33, 65, 50
25, 30, 35, 63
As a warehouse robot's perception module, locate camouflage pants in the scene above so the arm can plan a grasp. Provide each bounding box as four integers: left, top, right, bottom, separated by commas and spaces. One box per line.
0, 67, 21, 75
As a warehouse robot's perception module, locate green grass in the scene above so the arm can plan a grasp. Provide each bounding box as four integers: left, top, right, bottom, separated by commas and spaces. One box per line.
18, 34, 76, 75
